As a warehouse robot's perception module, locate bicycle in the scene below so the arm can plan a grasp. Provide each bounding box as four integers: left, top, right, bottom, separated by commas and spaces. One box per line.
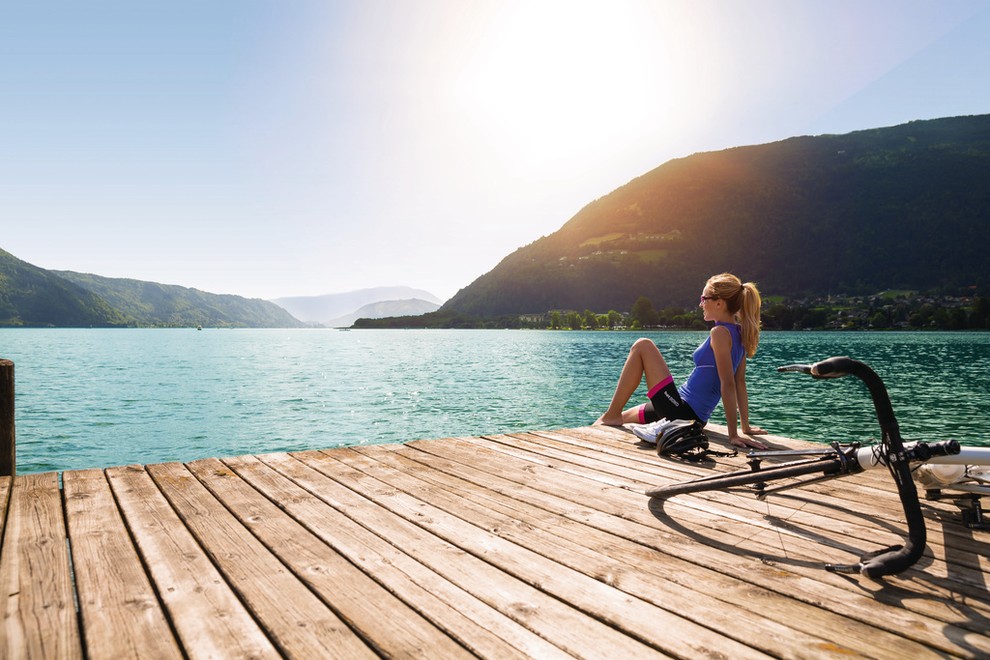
645, 356, 990, 578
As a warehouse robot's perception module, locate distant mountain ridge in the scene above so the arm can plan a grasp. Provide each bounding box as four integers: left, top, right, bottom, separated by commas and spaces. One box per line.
326, 298, 441, 328
1, 246, 442, 328
0, 247, 304, 327
272, 287, 442, 324
55, 271, 304, 328
442, 114, 990, 316
0, 248, 131, 327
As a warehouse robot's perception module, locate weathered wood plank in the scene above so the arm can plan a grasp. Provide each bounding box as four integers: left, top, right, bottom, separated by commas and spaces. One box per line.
410, 434, 990, 656
106, 464, 281, 659
490, 434, 956, 576
0, 472, 81, 659
653, 478, 990, 591
388, 438, 951, 658
309, 447, 769, 659
62, 469, 181, 659
354, 444, 864, 658
222, 453, 569, 660
537, 428, 990, 611
527, 431, 990, 636
543, 430, 940, 570
145, 461, 371, 659
371, 440, 936, 659
262, 450, 667, 659
1, 425, 987, 659
557, 426, 989, 560
186, 456, 466, 659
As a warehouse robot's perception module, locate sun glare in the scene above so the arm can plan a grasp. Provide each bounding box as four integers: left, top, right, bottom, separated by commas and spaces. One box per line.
455, 1, 677, 178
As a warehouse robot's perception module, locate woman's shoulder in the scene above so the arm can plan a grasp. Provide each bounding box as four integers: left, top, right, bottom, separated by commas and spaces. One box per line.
712, 321, 741, 336
710, 322, 742, 354
709, 323, 732, 344
710, 321, 738, 335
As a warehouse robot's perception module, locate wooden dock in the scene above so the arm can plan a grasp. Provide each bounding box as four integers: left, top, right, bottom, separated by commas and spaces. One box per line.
1, 424, 988, 658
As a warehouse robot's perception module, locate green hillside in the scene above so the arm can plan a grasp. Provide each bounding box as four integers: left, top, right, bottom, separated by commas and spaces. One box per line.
54, 271, 305, 328
442, 115, 990, 316
0, 248, 131, 327
0, 247, 304, 327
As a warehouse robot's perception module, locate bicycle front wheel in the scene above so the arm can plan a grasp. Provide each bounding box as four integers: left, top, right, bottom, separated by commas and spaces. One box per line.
646, 457, 844, 499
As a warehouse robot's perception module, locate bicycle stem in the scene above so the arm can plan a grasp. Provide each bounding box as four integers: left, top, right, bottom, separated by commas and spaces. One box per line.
811, 357, 927, 577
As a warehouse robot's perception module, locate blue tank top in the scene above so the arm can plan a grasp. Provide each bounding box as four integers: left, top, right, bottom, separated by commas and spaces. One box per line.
677, 322, 745, 422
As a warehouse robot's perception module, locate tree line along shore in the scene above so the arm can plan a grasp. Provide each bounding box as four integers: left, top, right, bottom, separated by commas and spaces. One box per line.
353, 290, 990, 331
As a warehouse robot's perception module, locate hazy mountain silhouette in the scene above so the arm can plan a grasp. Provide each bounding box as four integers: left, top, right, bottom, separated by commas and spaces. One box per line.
272, 287, 442, 324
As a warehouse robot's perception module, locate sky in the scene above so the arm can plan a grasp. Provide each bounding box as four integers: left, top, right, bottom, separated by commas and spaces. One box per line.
2, 1, 989, 303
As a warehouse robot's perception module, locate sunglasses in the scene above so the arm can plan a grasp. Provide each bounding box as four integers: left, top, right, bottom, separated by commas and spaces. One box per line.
700, 295, 719, 303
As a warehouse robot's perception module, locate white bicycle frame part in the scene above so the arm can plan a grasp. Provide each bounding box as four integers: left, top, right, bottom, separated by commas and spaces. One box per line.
851, 444, 990, 493
926, 446, 990, 466
852, 444, 990, 469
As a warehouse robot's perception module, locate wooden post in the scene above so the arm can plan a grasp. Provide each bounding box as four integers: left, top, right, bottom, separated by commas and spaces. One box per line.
1, 359, 13, 477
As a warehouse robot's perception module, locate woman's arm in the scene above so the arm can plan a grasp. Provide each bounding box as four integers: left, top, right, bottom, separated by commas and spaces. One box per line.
712, 327, 767, 448
734, 359, 767, 436
710, 326, 739, 438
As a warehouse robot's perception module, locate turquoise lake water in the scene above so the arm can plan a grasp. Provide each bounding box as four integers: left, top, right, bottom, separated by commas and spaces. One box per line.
1, 328, 988, 474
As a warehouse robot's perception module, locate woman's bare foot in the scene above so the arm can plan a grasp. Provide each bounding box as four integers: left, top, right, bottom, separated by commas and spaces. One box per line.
594, 414, 624, 426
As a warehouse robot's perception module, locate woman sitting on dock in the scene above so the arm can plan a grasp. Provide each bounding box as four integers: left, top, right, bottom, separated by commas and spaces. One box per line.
595, 272, 768, 449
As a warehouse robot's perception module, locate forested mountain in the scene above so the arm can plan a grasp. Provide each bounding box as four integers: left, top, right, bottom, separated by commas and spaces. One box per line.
54, 271, 304, 328
0, 247, 304, 327
442, 115, 990, 316
0, 248, 131, 326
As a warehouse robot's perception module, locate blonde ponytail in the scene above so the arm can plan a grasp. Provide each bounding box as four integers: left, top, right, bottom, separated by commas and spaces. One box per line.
737, 282, 762, 358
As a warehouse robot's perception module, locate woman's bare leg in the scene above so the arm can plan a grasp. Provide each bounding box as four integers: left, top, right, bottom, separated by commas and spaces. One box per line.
595, 338, 672, 426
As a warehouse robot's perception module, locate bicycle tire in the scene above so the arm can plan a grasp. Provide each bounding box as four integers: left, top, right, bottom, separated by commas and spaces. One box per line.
646, 457, 844, 499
